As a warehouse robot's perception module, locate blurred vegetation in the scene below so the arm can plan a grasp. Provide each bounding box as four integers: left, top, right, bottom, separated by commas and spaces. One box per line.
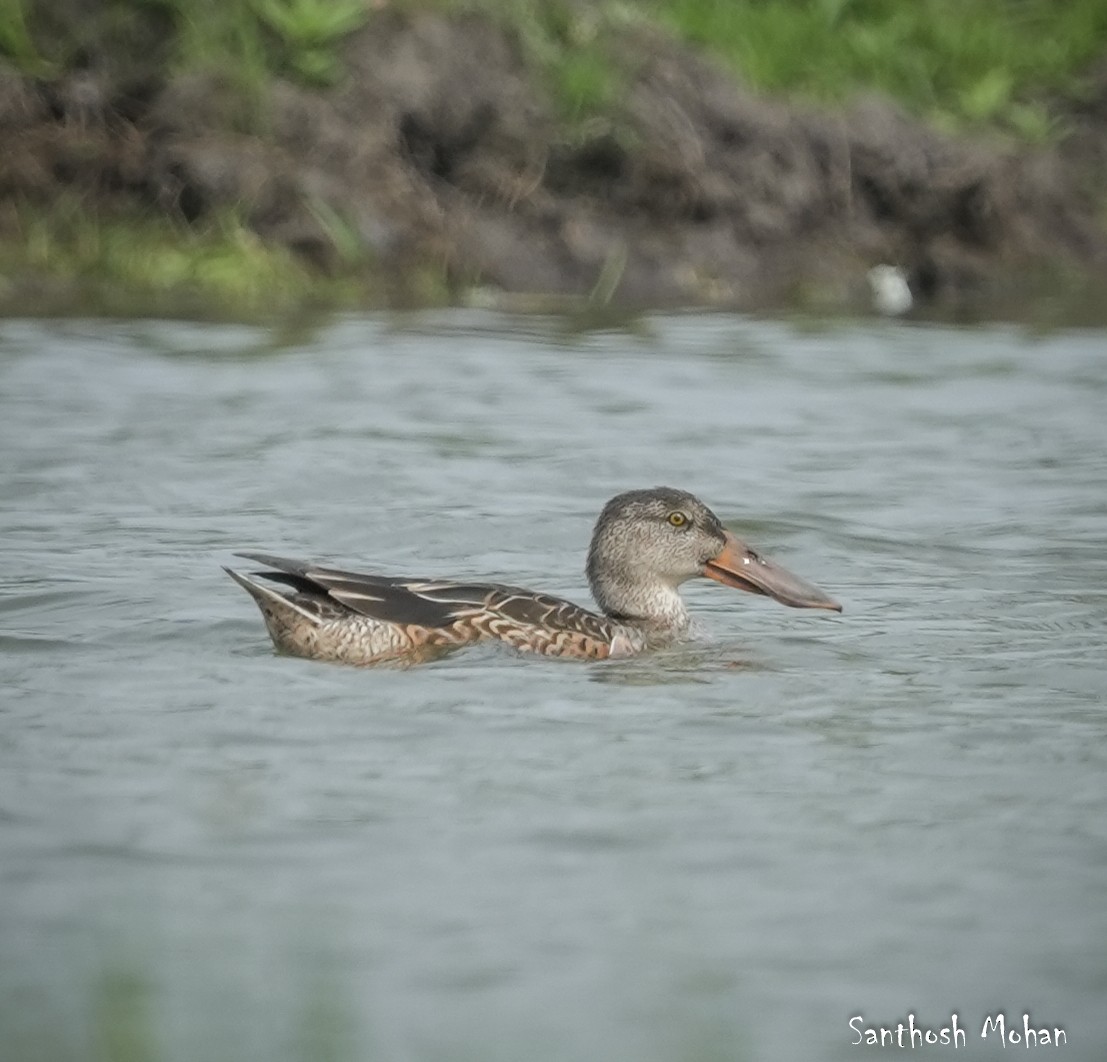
94, 968, 160, 1062
0, 198, 372, 319
4, 0, 1104, 131
251, 0, 368, 85
1, 0, 1105, 316
0, 0, 370, 92
406, 0, 1107, 136
456, 0, 641, 123
651, 0, 1107, 138
0, 0, 51, 75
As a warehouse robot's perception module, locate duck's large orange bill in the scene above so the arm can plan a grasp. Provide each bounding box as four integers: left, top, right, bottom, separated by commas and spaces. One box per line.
703, 532, 842, 612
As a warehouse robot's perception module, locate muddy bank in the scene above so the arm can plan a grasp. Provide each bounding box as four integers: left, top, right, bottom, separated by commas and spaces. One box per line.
3, 9, 1106, 316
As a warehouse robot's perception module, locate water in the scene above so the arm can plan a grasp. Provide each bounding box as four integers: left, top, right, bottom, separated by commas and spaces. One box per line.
1, 311, 1105, 1062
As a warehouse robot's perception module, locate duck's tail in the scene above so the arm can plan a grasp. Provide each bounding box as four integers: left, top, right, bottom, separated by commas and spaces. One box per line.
224, 565, 325, 657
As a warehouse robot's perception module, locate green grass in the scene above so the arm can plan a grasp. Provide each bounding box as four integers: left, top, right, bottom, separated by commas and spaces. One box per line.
0, 199, 368, 319
252, 0, 368, 85
652, 0, 1107, 136
0, 0, 368, 92
158, 0, 273, 101
405, 0, 1107, 137
400, 0, 637, 124
0, 0, 52, 74
159, 0, 369, 91
502, 0, 630, 122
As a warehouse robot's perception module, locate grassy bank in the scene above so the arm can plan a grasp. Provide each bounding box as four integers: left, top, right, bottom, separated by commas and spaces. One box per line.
457, 0, 1107, 136
653, 0, 1107, 138
397, 0, 1107, 135
0, 199, 381, 320
7, 0, 1105, 135
2, 0, 1106, 318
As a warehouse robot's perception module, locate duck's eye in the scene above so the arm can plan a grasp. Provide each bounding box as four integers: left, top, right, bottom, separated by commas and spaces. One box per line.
667, 511, 689, 528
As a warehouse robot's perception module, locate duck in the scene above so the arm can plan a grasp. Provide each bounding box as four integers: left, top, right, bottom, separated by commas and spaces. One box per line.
225, 487, 841, 666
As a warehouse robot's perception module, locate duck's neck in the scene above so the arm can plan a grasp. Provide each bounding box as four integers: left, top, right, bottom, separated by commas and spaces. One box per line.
589, 572, 691, 633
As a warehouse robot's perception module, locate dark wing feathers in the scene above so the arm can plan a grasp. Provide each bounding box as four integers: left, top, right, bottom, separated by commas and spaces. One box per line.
235, 554, 610, 640
235, 552, 389, 587
322, 578, 461, 629
234, 552, 314, 577
236, 553, 460, 629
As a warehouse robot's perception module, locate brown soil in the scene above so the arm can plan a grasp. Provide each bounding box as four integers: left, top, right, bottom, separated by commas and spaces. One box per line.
3, 9, 1106, 314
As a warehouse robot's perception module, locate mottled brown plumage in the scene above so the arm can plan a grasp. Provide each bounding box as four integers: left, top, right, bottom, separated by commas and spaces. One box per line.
226, 487, 841, 667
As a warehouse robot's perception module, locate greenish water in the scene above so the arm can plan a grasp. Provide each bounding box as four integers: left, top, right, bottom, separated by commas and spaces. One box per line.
1, 311, 1105, 1061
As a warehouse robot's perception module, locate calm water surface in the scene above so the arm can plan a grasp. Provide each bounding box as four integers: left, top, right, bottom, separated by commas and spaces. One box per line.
1, 311, 1105, 1061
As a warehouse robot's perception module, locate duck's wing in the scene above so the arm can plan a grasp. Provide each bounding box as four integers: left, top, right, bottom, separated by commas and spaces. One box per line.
235, 552, 474, 628
234, 553, 618, 656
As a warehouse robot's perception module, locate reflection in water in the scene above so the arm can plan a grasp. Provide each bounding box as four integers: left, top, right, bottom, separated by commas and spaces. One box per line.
95, 968, 160, 1062
1, 312, 1106, 1062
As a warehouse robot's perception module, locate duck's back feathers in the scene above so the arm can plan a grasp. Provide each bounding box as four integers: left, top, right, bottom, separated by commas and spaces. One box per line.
232, 552, 620, 658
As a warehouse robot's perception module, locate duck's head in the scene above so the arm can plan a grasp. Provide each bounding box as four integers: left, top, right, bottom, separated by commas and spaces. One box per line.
586, 487, 841, 625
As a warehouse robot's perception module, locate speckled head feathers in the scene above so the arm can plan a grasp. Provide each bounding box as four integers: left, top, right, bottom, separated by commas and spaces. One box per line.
586, 487, 730, 622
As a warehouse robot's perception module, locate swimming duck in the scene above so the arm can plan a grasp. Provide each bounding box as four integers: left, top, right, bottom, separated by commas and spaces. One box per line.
225, 487, 840, 666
